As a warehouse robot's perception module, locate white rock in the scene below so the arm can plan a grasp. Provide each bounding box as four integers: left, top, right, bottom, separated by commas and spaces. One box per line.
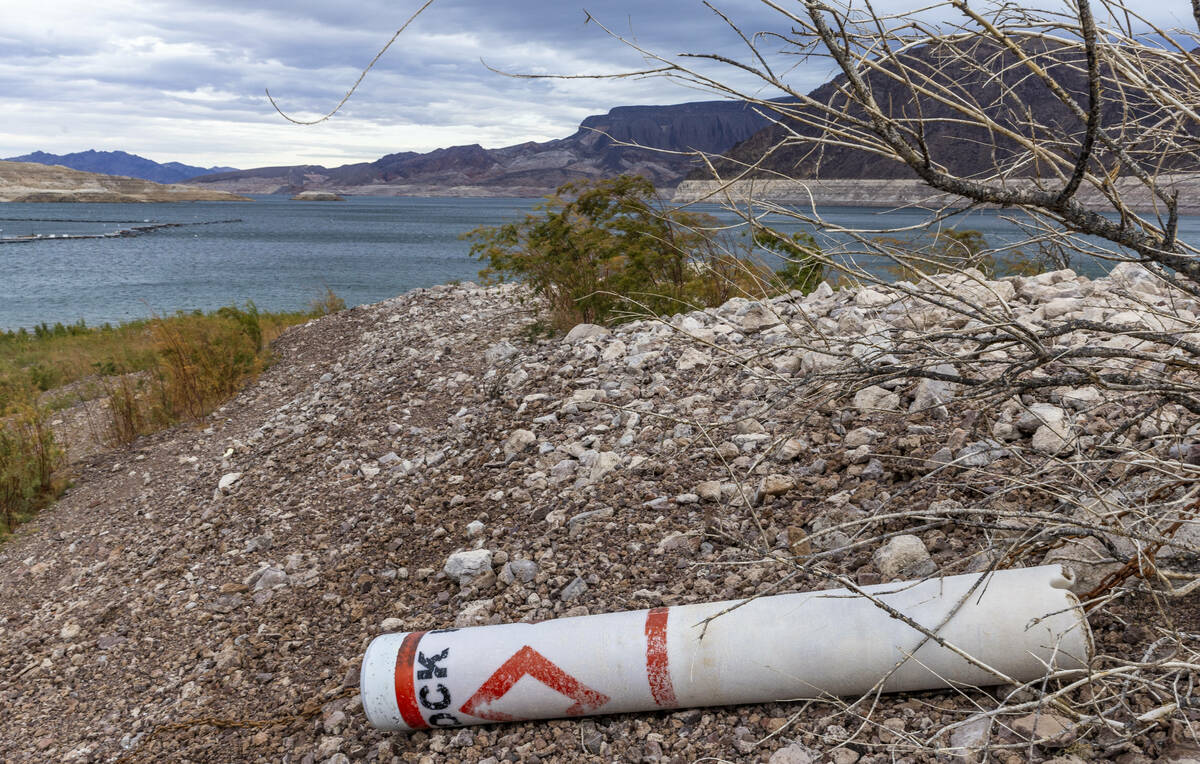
1042, 297, 1082, 319
777, 438, 806, 460
600, 339, 627, 362
843, 427, 881, 449
1059, 386, 1101, 411
768, 743, 819, 764
248, 566, 288, 590
1032, 422, 1074, 454
589, 451, 621, 482
563, 323, 610, 342
948, 713, 995, 759
217, 472, 243, 493
772, 353, 803, 374
740, 305, 782, 332
801, 350, 840, 373
559, 577, 588, 601
1017, 403, 1067, 433
909, 365, 957, 419
695, 480, 722, 501
854, 288, 892, 309
483, 340, 518, 364
444, 549, 494, 585
503, 429, 536, 457
758, 474, 796, 498
506, 559, 539, 583
853, 385, 900, 413
455, 599, 495, 628
676, 347, 711, 371
873, 535, 937, 580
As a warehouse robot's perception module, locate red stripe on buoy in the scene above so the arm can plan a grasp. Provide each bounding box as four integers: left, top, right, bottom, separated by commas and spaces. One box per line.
645, 608, 677, 707
394, 631, 430, 730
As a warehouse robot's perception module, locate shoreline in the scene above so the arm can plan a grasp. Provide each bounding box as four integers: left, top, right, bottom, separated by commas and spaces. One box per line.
671, 175, 1200, 213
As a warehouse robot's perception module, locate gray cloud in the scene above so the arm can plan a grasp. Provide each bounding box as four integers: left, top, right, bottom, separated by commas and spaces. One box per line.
1, 0, 1192, 168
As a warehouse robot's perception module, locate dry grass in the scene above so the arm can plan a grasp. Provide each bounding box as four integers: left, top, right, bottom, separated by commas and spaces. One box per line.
0, 292, 344, 537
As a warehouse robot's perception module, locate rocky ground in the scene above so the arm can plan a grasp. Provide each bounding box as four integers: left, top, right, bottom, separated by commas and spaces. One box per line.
0, 270, 1197, 763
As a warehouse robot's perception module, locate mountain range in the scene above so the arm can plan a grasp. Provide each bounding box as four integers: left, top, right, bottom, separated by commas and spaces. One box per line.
13, 40, 1194, 202
698, 37, 1197, 183
185, 101, 773, 197
4, 150, 237, 185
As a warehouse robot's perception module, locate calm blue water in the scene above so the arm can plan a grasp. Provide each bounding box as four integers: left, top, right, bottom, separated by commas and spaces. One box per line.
0, 195, 1191, 331
0, 196, 539, 331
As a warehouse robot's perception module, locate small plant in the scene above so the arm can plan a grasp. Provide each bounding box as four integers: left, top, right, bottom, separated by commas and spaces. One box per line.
0, 403, 64, 535
753, 228, 825, 294
875, 228, 1001, 280
148, 304, 267, 422
99, 373, 146, 446
310, 287, 346, 316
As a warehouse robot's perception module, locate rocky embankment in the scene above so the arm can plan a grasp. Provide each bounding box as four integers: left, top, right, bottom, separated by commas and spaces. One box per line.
673, 175, 1200, 213
292, 192, 346, 202
0, 270, 1197, 762
0, 161, 251, 203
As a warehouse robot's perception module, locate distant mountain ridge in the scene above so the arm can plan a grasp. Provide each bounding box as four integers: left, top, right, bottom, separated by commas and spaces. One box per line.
4, 150, 238, 185
187, 101, 774, 197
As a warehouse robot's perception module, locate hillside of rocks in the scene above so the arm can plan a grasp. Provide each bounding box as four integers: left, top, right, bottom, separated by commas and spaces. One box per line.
0, 161, 250, 203
0, 269, 1197, 763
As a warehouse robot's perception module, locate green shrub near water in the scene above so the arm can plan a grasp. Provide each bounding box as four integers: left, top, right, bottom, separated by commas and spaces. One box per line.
465, 175, 825, 328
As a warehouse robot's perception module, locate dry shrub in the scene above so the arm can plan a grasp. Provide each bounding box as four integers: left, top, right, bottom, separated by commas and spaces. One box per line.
0, 404, 64, 535
98, 304, 269, 442
309, 287, 346, 316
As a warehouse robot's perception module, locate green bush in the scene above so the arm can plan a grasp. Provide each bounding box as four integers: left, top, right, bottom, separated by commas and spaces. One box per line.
466, 175, 797, 328
876, 228, 1057, 280
877, 229, 996, 279
754, 228, 825, 293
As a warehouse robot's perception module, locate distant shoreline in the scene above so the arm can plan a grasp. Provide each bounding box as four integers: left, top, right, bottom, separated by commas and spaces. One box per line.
670, 175, 1200, 214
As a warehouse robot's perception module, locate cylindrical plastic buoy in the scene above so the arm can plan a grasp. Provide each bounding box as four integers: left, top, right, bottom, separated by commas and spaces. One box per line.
361, 565, 1091, 731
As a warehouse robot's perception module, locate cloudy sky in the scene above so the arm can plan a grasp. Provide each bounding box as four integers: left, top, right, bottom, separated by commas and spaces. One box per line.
1, 0, 1192, 170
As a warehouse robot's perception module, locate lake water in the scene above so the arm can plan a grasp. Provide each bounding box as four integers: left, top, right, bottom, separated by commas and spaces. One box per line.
0, 195, 1189, 331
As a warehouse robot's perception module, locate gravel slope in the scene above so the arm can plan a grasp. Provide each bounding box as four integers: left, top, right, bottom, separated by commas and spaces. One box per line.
0, 277, 1196, 763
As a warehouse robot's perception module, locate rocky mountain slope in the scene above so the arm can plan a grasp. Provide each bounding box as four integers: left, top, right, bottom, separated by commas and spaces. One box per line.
0, 161, 250, 203
187, 101, 772, 197
0, 273, 1196, 762
696, 38, 1199, 186
5, 150, 238, 185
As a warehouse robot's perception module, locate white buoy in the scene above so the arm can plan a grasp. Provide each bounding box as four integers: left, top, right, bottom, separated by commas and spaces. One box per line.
361, 566, 1090, 731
